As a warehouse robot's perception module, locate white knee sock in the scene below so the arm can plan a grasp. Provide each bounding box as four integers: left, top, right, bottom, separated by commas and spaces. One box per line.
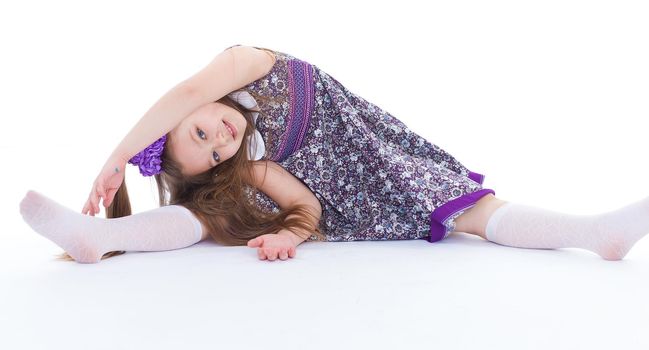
19, 190, 204, 263
484, 197, 649, 260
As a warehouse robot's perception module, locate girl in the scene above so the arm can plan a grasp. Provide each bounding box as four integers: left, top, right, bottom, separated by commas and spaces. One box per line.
19, 45, 649, 263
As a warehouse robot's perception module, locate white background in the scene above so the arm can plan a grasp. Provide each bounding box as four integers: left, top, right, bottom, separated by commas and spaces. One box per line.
1, 1, 648, 349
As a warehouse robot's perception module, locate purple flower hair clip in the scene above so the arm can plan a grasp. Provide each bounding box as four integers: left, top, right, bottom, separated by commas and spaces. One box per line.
128, 135, 167, 176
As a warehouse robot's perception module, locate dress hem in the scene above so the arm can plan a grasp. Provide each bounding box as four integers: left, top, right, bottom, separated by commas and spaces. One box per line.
427, 170, 496, 243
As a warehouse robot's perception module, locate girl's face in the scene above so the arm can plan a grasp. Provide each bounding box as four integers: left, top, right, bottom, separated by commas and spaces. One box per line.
168, 102, 246, 176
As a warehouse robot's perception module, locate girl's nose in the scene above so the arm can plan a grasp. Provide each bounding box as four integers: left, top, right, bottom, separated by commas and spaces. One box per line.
213, 125, 228, 146
217, 122, 231, 141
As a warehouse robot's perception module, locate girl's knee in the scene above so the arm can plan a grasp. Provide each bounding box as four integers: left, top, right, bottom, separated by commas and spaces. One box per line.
454, 194, 508, 238
482, 193, 508, 208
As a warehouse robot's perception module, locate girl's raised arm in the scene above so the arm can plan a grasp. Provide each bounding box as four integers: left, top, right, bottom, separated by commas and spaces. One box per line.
109, 45, 274, 163
81, 46, 275, 216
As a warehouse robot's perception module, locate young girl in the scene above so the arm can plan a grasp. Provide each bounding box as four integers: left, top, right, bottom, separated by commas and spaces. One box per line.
19, 45, 649, 263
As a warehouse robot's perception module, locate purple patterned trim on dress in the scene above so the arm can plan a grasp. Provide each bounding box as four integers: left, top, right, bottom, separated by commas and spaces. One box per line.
271, 59, 315, 162
428, 187, 496, 243
467, 171, 485, 185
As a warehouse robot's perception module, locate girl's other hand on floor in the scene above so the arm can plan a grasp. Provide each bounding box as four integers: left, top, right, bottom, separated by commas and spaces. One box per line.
247, 231, 298, 261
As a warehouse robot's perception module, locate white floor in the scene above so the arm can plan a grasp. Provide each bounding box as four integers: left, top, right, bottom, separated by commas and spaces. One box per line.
2, 225, 649, 350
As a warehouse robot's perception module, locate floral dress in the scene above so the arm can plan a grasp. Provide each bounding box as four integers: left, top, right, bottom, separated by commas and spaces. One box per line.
228, 45, 496, 243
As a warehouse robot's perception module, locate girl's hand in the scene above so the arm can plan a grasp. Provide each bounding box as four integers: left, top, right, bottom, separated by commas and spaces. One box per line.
247, 230, 298, 261
82, 155, 127, 216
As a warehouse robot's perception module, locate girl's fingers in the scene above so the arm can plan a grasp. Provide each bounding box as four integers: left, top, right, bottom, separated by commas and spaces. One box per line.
101, 188, 109, 206
88, 192, 98, 216
256, 247, 294, 261
95, 188, 103, 213
86, 199, 94, 216
105, 188, 118, 207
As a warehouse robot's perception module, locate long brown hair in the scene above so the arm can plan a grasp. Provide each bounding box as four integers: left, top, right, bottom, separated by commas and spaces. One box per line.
57, 93, 325, 261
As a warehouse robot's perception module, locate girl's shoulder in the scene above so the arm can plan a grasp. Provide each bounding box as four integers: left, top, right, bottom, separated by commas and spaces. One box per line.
225, 44, 283, 84
225, 44, 310, 67
225, 44, 277, 65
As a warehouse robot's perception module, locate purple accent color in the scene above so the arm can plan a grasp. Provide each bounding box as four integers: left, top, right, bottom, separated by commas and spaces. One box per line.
272, 59, 315, 162
468, 171, 485, 185
428, 187, 496, 243
128, 134, 167, 177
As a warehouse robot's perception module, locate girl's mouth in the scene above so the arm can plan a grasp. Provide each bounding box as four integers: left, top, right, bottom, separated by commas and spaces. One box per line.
223, 121, 236, 139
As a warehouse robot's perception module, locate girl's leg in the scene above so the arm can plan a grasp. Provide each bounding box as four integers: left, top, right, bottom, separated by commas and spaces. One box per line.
452, 193, 649, 260
453, 194, 508, 238
19, 190, 205, 264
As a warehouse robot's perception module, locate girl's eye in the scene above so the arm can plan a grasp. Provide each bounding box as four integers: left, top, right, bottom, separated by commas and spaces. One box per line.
197, 128, 220, 163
